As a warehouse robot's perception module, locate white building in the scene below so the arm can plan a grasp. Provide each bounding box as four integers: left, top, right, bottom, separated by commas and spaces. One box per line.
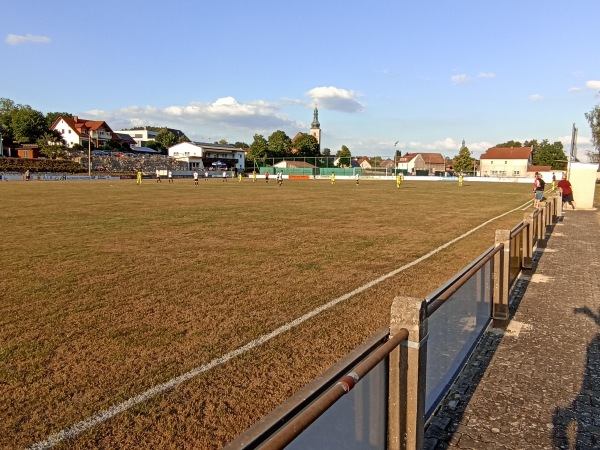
114, 128, 158, 147
50, 116, 119, 148
479, 147, 533, 177
168, 142, 246, 171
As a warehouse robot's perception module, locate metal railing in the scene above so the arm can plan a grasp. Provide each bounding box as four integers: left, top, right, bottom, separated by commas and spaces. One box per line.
226, 193, 562, 450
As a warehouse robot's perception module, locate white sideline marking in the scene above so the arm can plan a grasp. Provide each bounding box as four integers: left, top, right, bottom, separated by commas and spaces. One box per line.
28, 200, 533, 449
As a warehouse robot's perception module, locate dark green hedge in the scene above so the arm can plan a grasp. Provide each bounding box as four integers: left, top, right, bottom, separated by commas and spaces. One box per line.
0, 158, 85, 173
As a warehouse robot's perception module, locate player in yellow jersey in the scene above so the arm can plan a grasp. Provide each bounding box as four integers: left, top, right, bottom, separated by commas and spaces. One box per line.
252, 170, 257, 182
396, 173, 403, 188
330, 172, 335, 185
136, 171, 142, 185
238, 172, 242, 182
458, 174, 463, 186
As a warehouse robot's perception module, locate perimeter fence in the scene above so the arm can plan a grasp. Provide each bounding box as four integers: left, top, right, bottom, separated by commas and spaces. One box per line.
225, 193, 562, 450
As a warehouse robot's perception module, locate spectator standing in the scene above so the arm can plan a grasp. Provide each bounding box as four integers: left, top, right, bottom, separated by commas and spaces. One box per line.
557, 174, 576, 210
533, 172, 545, 208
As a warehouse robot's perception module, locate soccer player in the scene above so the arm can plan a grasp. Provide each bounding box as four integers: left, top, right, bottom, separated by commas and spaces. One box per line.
168, 170, 173, 183
458, 174, 463, 186
136, 171, 142, 185
193, 170, 199, 185
156, 169, 162, 183
355, 173, 359, 185
330, 172, 335, 185
277, 171, 283, 187
238, 172, 243, 182
252, 170, 257, 182
265, 172, 269, 183
223, 171, 228, 182
396, 173, 402, 188
551, 172, 557, 191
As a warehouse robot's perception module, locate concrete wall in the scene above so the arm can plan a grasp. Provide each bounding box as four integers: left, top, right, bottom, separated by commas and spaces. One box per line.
569, 162, 599, 209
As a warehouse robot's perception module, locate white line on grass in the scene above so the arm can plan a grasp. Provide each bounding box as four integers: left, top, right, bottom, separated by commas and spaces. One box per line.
28, 200, 532, 449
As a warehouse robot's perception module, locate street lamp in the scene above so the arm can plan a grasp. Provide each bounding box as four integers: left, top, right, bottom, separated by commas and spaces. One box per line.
87, 129, 96, 177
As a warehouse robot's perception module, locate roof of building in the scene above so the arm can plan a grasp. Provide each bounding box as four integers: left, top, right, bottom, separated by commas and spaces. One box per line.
401, 152, 445, 164
51, 115, 113, 137
273, 160, 316, 169
527, 165, 552, 172
480, 147, 533, 160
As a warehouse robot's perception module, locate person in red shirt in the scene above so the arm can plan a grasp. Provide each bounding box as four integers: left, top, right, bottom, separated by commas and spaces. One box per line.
557, 173, 576, 210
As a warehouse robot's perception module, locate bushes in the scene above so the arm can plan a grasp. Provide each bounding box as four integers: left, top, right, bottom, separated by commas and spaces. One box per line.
0, 157, 85, 173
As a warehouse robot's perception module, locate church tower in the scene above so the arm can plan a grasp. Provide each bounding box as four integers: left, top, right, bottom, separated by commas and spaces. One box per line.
310, 104, 321, 145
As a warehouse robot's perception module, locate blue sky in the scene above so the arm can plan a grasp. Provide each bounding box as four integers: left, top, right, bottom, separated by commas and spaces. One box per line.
2, 0, 599, 160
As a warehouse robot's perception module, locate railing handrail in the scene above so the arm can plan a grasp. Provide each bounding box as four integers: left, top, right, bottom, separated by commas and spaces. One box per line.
223, 327, 393, 450
510, 220, 528, 237
258, 328, 409, 450
425, 244, 500, 317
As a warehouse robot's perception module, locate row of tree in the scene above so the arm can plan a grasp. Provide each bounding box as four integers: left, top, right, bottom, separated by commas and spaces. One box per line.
0, 98, 190, 158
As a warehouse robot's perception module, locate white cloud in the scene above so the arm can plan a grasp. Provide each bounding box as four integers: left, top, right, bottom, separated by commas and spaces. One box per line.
5, 33, 51, 45
451, 74, 471, 85
306, 86, 364, 112
568, 87, 581, 93
585, 80, 600, 90
529, 94, 544, 101
84, 97, 303, 142
477, 72, 496, 79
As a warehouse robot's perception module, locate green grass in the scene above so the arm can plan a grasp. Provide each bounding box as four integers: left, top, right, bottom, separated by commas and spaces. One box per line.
0, 178, 536, 449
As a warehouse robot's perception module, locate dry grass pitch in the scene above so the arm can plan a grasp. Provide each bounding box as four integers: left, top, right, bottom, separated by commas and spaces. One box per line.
1, 177, 534, 449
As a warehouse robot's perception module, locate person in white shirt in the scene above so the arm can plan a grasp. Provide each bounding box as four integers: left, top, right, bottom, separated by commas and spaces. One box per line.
193, 170, 199, 186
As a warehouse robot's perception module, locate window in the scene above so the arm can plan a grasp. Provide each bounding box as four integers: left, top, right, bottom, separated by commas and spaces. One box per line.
68, 130, 71, 133
513, 170, 520, 176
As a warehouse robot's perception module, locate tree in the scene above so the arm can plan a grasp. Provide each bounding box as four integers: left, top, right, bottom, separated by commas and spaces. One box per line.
145, 140, 165, 153
234, 141, 249, 149
154, 128, 177, 150
247, 134, 268, 163
528, 139, 567, 170
267, 130, 291, 157
292, 133, 320, 157
218, 138, 229, 145
337, 145, 351, 167
45, 112, 72, 128
0, 98, 48, 144
178, 135, 190, 143
11, 107, 48, 143
37, 130, 70, 159
453, 145, 473, 173
585, 104, 600, 162
322, 147, 331, 156
495, 140, 523, 148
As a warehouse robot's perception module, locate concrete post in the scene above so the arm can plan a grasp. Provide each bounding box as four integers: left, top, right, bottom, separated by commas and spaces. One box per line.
555, 192, 562, 218
389, 297, 428, 450
493, 231, 510, 322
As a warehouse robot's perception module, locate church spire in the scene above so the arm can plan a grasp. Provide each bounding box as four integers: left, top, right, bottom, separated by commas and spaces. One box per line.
311, 104, 320, 129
